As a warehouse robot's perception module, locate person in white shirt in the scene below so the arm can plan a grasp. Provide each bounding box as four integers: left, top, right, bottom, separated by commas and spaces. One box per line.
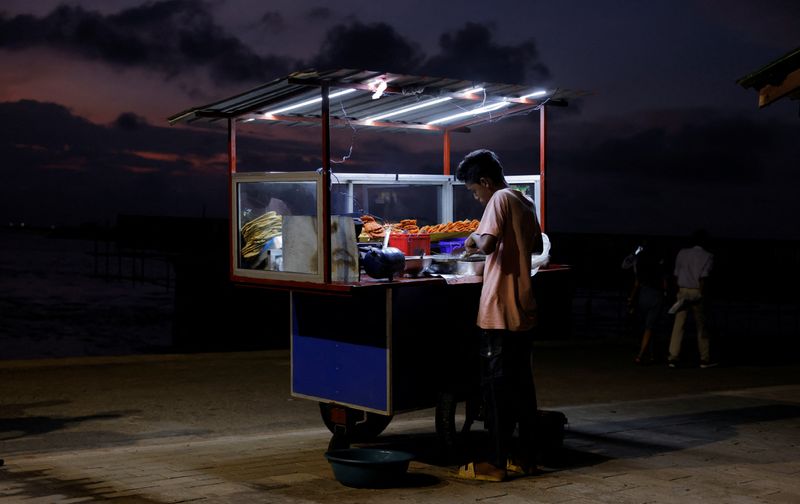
668, 230, 716, 368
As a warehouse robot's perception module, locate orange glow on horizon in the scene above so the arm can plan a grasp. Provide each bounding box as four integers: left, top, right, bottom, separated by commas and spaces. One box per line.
122, 165, 160, 174
128, 150, 228, 175
129, 151, 181, 162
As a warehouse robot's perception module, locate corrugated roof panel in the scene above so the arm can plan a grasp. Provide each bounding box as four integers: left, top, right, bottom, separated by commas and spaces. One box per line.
168, 68, 589, 131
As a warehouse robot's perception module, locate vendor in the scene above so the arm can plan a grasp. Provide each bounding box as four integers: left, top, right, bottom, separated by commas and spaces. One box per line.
455, 149, 542, 482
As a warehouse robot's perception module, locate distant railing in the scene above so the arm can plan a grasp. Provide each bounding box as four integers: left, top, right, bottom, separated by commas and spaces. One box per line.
89, 237, 175, 290
86, 214, 227, 291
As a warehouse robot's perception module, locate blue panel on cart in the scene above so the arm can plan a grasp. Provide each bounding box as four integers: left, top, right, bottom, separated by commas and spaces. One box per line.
293, 335, 388, 411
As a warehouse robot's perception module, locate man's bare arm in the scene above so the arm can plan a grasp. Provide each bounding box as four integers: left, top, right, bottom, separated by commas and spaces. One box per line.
466, 232, 498, 255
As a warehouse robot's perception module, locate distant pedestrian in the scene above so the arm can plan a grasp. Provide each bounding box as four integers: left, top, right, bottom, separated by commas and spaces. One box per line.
626, 244, 667, 364
667, 230, 716, 368
621, 243, 644, 271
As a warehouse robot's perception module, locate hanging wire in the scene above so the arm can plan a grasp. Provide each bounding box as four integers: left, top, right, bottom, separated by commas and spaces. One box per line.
445, 86, 508, 123
324, 97, 365, 214
329, 171, 367, 216
331, 98, 357, 164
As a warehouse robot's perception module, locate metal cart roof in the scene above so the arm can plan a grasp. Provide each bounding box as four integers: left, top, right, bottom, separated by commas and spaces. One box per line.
168, 68, 588, 133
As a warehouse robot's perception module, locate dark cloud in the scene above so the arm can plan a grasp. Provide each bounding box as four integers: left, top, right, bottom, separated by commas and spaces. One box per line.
0, 100, 319, 226
309, 20, 550, 86
311, 21, 424, 73
258, 11, 285, 32
306, 7, 333, 21
113, 112, 149, 131
0, 1, 294, 84
544, 110, 800, 237
557, 111, 792, 182
0, 5, 551, 88
420, 23, 550, 85
0, 100, 211, 225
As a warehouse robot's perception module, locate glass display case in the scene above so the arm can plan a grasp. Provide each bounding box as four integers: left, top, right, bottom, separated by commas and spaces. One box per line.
232, 171, 539, 284
233, 171, 325, 282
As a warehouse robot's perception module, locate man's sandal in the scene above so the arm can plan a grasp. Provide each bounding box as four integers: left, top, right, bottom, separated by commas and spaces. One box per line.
456, 462, 506, 482
506, 458, 536, 476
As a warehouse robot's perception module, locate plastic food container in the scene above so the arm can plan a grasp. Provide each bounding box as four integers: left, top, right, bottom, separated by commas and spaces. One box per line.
388, 233, 431, 256
437, 238, 467, 254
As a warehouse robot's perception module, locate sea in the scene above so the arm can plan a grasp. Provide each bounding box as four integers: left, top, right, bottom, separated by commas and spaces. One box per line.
0, 228, 174, 360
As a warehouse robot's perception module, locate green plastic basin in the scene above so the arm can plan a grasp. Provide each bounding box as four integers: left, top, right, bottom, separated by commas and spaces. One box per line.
324, 448, 414, 488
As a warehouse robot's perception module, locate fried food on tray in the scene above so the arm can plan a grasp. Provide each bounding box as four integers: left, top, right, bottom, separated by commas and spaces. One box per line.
360, 216, 478, 238
391, 219, 420, 234
359, 215, 387, 240
419, 219, 479, 234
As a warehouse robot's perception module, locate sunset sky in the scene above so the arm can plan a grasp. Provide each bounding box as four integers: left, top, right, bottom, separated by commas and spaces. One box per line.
1, 0, 798, 239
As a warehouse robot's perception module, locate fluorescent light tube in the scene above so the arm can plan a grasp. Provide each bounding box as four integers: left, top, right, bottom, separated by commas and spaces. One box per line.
521, 90, 547, 99
364, 97, 453, 122
427, 101, 510, 126
264, 88, 357, 116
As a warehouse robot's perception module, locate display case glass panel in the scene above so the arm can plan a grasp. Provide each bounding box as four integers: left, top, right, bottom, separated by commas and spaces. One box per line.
507, 178, 540, 224
452, 184, 484, 221
233, 172, 323, 281
332, 183, 443, 226
453, 177, 540, 224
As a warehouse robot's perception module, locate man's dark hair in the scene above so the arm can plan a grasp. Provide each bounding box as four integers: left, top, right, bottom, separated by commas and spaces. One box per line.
456, 149, 505, 185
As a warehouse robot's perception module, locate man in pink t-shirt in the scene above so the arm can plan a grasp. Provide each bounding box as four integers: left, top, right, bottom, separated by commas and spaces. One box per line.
455, 149, 542, 482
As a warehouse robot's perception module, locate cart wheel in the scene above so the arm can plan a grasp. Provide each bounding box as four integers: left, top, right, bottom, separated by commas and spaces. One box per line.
319, 403, 393, 442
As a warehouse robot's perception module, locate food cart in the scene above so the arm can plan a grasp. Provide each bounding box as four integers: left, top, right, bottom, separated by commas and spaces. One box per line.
168, 69, 581, 453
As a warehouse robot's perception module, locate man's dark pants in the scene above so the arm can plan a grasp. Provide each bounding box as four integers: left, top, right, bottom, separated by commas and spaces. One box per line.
480, 329, 538, 469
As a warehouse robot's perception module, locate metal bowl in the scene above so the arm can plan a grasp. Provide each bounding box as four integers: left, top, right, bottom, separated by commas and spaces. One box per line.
403, 255, 433, 277
427, 254, 485, 276
325, 448, 414, 488
455, 258, 484, 276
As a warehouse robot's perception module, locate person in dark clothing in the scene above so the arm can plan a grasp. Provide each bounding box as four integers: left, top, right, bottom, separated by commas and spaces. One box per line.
627, 245, 667, 364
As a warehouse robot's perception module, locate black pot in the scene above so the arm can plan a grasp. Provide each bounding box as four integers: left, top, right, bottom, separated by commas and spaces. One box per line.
362, 246, 406, 280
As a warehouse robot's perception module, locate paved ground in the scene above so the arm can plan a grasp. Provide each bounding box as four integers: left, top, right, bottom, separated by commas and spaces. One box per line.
1, 345, 799, 503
